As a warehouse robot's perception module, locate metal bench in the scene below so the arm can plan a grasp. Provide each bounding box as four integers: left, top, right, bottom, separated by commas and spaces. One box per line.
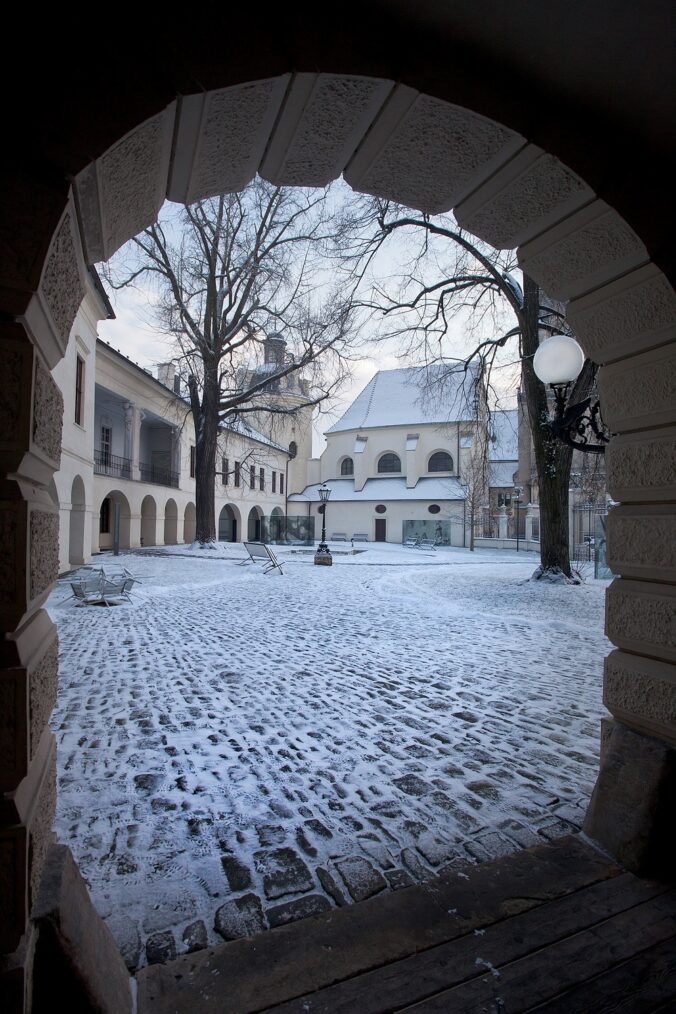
416, 538, 437, 551
351, 533, 369, 543
331, 533, 348, 542
240, 541, 284, 575
68, 567, 140, 606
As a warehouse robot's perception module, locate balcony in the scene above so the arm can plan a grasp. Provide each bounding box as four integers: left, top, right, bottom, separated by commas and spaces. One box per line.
94, 449, 131, 479
139, 461, 179, 488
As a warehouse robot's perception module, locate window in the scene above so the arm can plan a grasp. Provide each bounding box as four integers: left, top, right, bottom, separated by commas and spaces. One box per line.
498, 493, 512, 507
259, 467, 265, 491
99, 497, 111, 534
377, 452, 401, 473
75, 355, 84, 425
375, 504, 386, 514
280, 473, 284, 495
250, 465, 256, 489
222, 457, 228, 486
100, 425, 112, 467
460, 432, 473, 448
428, 451, 454, 472
289, 441, 297, 458
190, 446, 196, 478
272, 471, 276, 493
428, 504, 441, 514
341, 457, 354, 475
234, 461, 240, 488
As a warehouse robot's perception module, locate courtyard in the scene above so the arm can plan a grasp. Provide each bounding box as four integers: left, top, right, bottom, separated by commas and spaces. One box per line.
47, 544, 611, 972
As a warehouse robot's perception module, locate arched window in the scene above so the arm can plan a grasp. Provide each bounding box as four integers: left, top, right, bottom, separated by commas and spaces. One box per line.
340, 457, 354, 475
428, 451, 454, 472
377, 452, 401, 473
289, 441, 297, 458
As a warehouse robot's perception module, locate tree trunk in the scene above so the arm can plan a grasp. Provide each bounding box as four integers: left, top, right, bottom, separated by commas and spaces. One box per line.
521, 274, 573, 577
191, 366, 219, 544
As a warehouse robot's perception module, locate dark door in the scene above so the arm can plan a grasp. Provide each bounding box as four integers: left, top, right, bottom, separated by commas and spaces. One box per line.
375, 518, 387, 542
232, 519, 237, 542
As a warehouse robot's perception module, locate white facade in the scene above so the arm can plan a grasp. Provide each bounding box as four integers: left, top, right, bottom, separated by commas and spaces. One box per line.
53, 280, 294, 573
289, 367, 486, 545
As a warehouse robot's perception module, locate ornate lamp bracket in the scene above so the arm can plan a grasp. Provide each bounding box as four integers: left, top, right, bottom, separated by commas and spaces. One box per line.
550, 383, 610, 454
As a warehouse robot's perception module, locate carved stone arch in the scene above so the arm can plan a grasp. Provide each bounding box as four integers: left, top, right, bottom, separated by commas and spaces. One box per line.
1, 21, 675, 1005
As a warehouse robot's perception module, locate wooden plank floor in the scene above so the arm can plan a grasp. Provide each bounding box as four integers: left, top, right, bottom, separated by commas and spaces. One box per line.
137, 836, 676, 1014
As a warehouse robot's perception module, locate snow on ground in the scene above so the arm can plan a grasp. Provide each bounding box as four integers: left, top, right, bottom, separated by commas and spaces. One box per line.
47, 543, 611, 970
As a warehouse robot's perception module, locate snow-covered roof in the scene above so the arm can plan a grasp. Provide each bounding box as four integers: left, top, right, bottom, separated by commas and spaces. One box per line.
289, 476, 466, 503
327, 365, 479, 433
488, 408, 518, 461
222, 416, 288, 454
489, 462, 518, 488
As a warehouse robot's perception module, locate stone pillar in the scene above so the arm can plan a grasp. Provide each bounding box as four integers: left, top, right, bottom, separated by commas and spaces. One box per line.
132, 408, 144, 481
564, 265, 676, 876
497, 511, 508, 540
123, 402, 134, 475
525, 503, 539, 545
1, 328, 64, 1002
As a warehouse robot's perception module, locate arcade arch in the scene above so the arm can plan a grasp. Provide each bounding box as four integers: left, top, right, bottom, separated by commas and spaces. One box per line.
68, 475, 87, 566
183, 502, 197, 544
163, 498, 178, 545
247, 505, 264, 541
218, 503, 241, 543
140, 495, 157, 547
97, 490, 131, 552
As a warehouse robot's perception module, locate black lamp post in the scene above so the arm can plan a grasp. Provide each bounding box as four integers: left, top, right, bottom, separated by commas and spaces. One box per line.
314, 483, 332, 566
533, 334, 610, 453
513, 486, 522, 552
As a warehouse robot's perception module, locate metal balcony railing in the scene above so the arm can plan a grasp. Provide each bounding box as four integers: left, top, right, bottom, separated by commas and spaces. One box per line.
139, 461, 180, 488
94, 449, 131, 479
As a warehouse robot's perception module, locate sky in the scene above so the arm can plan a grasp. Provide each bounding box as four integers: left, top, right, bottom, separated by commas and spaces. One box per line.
98, 182, 522, 456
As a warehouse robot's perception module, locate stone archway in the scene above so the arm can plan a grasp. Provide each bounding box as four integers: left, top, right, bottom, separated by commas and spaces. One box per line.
68, 475, 87, 567
163, 498, 178, 545
1, 14, 674, 1008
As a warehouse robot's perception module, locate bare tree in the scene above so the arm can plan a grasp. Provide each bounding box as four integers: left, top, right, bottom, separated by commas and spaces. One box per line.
104, 179, 364, 543
353, 202, 598, 579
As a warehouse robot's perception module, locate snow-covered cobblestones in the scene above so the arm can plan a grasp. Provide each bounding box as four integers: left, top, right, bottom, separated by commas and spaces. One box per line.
48, 544, 610, 970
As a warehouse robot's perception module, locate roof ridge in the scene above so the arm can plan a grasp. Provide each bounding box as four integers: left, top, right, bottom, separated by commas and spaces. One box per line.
358, 371, 380, 428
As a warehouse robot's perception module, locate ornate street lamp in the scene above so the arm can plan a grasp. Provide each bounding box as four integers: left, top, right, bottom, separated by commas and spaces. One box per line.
513, 486, 522, 552
533, 334, 610, 453
314, 482, 332, 567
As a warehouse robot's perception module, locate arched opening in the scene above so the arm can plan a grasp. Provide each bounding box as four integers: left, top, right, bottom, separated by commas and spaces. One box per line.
247, 506, 264, 541
68, 475, 87, 566
270, 505, 284, 541
140, 495, 157, 547
428, 450, 454, 472
183, 502, 197, 543
377, 452, 402, 474
163, 498, 178, 545
3, 22, 675, 1003
218, 503, 241, 542
340, 456, 354, 476
97, 490, 131, 551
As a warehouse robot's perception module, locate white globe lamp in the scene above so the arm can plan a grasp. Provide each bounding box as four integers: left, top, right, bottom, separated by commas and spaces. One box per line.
533, 334, 585, 386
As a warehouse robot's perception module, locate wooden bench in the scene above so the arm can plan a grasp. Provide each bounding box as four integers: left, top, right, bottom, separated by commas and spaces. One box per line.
240, 541, 284, 575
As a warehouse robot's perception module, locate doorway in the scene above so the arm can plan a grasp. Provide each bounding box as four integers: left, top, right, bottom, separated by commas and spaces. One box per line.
375, 518, 387, 542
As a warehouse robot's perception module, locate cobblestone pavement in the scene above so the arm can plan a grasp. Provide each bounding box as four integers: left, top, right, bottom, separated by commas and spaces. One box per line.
49, 548, 610, 970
